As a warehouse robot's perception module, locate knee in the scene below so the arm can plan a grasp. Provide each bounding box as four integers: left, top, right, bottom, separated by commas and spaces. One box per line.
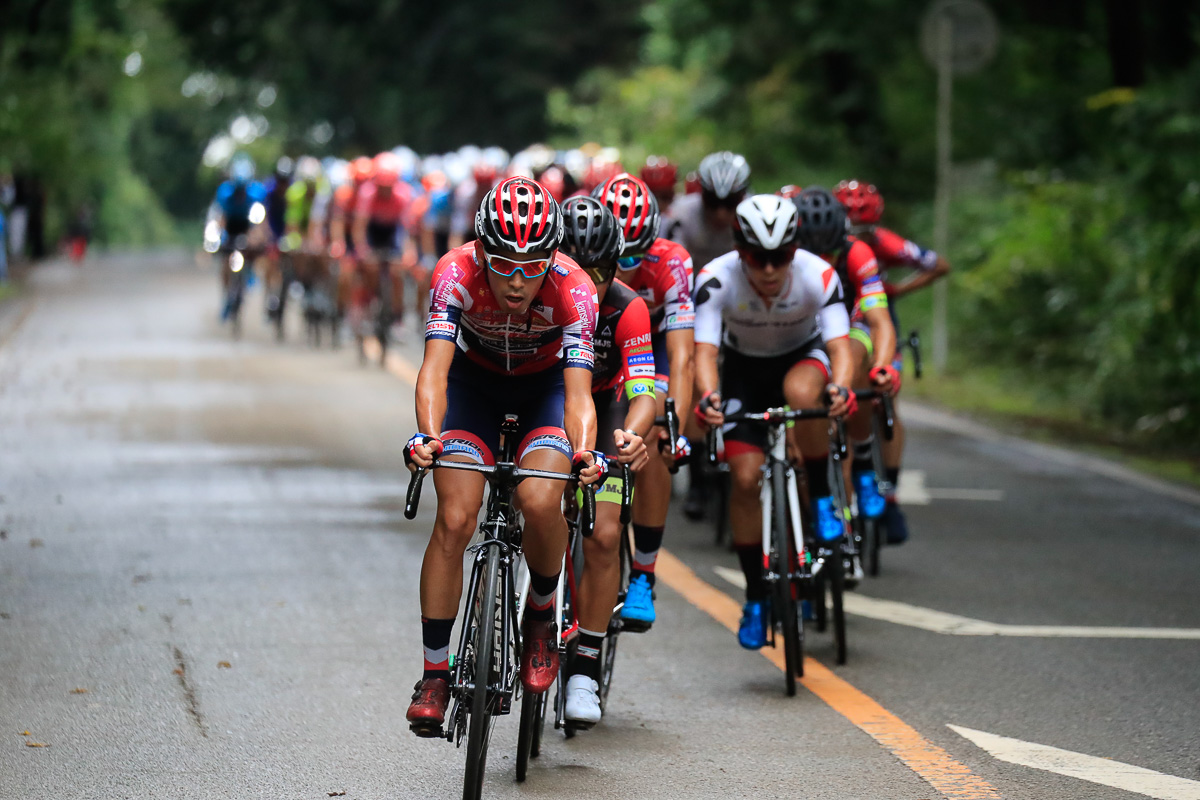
520, 494, 564, 530
731, 464, 761, 498
584, 521, 621, 568
432, 505, 478, 552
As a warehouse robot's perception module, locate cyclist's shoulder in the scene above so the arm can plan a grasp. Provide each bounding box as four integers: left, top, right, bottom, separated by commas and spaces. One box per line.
845, 238, 879, 273
698, 250, 740, 279
432, 244, 482, 286
648, 237, 692, 266
602, 278, 642, 313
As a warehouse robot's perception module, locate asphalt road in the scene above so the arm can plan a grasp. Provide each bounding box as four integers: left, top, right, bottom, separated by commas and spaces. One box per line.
1, 253, 1197, 800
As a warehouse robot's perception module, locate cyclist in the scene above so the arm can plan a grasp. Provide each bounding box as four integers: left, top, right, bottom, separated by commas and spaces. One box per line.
557, 196, 657, 726
667, 151, 751, 519
692, 194, 856, 650
211, 155, 267, 319
595, 173, 694, 631
352, 151, 413, 337
331, 156, 375, 332
262, 157, 294, 326
284, 156, 330, 321
640, 156, 678, 237
834, 180, 951, 543
450, 161, 498, 249
793, 187, 898, 568
404, 178, 605, 736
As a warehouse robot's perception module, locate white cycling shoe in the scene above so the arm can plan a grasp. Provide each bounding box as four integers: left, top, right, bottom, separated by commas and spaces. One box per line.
564, 674, 601, 726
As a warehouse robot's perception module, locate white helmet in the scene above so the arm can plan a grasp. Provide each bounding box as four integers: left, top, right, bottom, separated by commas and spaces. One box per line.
733, 194, 798, 250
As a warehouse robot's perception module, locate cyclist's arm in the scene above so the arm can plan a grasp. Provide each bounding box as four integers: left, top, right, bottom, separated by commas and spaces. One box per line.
666, 328, 694, 413
660, 246, 696, 414
692, 264, 726, 404
889, 253, 950, 297
827, 335, 856, 389
351, 212, 370, 257
695, 342, 720, 400
615, 296, 657, 438
564, 368, 597, 452
415, 338, 455, 437
863, 305, 897, 371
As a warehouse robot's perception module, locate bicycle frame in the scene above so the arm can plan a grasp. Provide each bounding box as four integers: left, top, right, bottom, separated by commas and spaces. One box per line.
759, 414, 808, 598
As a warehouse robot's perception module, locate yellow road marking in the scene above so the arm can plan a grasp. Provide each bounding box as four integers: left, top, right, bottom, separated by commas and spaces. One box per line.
656, 550, 1001, 800
378, 346, 1001, 799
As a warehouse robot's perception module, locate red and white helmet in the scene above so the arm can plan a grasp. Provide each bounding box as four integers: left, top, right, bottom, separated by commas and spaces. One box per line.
833, 180, 884, 225
475, 177, 564, 254
594, 172, 659, 256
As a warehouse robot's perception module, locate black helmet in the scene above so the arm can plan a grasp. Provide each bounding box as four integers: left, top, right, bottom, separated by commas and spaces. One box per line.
697, 151, 751, 200
560, 196, 625, 268
793, 187, 848, 254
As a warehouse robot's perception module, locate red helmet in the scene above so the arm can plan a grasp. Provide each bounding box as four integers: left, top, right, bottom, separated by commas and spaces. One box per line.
833, 180, 884, 225
640, 156, 678, 195
475, 177, 564, 254
777, 184, 804, 200
539, 165, 566, 202
594, 173, 659, 256
583, 160, 624, 194
684, 171, 701, 194
349, 156, 375, 184
373, 152, 400, 188
472, 163, 498, 188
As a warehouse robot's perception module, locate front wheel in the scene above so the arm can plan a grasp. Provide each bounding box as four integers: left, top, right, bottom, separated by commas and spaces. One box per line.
462, 548, 500, 800
828, 541, 847, 665
771, 469, 802, 695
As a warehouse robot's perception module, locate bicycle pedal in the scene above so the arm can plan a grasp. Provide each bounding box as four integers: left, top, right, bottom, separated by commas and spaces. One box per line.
408, 720, 445, 739
620, 619, 653, 634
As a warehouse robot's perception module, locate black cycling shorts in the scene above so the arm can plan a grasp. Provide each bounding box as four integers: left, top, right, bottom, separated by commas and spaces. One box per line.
720, 340, 830, 457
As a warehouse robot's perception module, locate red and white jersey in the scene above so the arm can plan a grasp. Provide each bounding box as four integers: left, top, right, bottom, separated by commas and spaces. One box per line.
622, 238, 695, 334
858, 226, 939, 275
817, 236, 888, 323
426, 244, 597, 376
354, 180, 413, 227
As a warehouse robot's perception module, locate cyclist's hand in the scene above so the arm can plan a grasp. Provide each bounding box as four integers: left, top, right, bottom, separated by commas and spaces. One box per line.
658, 431, 692, 467
329, 241, 346, 259
404, 434, 443, 471
572, 450, 609, 486
869, 364, 901, 395
613, 429, 648, 471
826, 384, 857, 419
696, 391, 724, 426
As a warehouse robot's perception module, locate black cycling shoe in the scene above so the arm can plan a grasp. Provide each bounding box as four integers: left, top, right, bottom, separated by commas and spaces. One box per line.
683, 483, 707, 521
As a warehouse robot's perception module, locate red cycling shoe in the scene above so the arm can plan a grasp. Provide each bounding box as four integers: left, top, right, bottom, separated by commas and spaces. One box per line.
521, 621, 559, 694
406, 677, 450, 737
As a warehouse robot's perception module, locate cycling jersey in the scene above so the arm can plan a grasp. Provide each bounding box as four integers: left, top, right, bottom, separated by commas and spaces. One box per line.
858, 226, 939, 276
355, 181, 413, 231
263, 177, 290, 239
693, 249, 850, 357
284, 180, 318, 234
426, 243, 597, 376
622, 238, 695, 334
666, 192, 736, 273
591, 280, 656, 399
214, 181, 267, 237
819, 236, 888, 323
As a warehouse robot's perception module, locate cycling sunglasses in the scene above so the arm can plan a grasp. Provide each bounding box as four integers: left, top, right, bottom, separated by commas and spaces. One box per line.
483, 249, 553, 279
743, 245, 796, 269
616, 255, 643, 271
583, 265, 619, 286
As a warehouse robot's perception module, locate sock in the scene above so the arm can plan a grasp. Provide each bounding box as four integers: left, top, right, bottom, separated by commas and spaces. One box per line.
570, 628, 605, 681
852, 437, 874, 475
804, 454, 831, 497
885, 466, 901, 500
631, 524, 665, 585
526, 569, 559, 623
735, 544, 768, 601
421, 617, 455, 682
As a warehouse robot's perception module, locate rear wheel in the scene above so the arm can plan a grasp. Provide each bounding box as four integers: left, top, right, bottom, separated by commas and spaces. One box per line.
863, 517, 882, 577
462, 548, 500, 800
515, 688, 544, 782
829, 541, 847, 665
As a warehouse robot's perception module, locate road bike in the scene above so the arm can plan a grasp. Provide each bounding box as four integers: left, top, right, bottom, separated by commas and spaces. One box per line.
707, 405, 853, 694
403, 415, 595, 800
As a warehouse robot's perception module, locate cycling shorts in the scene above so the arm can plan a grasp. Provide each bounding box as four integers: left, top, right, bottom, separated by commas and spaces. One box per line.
720, 338, 830, 457
366, 221, 399, 252
652, 331, 670, 395
586, 390, 632, 506
441, 353, 571, 465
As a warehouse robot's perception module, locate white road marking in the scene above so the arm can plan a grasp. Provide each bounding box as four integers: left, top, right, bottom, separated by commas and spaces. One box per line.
949, 725, 1200, 800
894, 470, 1004, 505
711, 567, 1200, 639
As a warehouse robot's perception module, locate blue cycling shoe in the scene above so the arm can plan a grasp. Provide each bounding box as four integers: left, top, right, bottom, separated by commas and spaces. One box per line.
801, 599, 815, 622
620, 574, 656, 632
884, 501, 909, 545
813, 496, 846, 542
738, 600, 769, 649
854, 470, 887, 518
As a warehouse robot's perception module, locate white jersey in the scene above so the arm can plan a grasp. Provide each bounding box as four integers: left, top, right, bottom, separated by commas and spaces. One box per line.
693, 249, 850, 357
667, 193, 737, 273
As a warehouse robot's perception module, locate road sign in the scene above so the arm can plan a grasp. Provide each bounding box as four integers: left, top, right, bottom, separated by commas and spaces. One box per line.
921, 0, 998, 76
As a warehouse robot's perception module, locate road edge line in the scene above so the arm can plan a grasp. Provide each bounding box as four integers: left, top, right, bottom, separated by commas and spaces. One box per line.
656, 549, 1001, 800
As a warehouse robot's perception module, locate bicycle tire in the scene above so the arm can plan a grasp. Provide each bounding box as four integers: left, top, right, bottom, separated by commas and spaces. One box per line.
771, 469, 801, 695
515, 689, 538, 782
829, 540, 847, 665
462, 547, 500, 800
864, 517, 882, 577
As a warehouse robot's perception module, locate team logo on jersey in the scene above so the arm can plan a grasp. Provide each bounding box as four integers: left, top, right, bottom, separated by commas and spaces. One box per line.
428, 311, 450, 322
598, 325, 613, 338
628, 353, 655, 366
630, 332, 651, 347
426, 321, 456, 335
552, 263, 570, 277
631, 382, 651, 394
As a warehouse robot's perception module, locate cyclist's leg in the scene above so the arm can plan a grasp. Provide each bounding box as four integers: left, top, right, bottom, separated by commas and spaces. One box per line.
845, 328, 886, 518
628, 333, 672, 594
881, 323, 908, 541
784, 352, 845, 542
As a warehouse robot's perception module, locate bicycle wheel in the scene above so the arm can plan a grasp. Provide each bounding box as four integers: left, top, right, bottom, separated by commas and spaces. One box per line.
863, 517, 882, 577
828, 540, 847, 665
515, 688, 543, 782
462, 547, 500, 800
771, 469, 802, 695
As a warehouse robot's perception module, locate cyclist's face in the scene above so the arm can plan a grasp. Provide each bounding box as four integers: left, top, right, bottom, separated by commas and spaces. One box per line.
702, 190, 742, 230
739, 247, 792, 297
477, 241, 551, 314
